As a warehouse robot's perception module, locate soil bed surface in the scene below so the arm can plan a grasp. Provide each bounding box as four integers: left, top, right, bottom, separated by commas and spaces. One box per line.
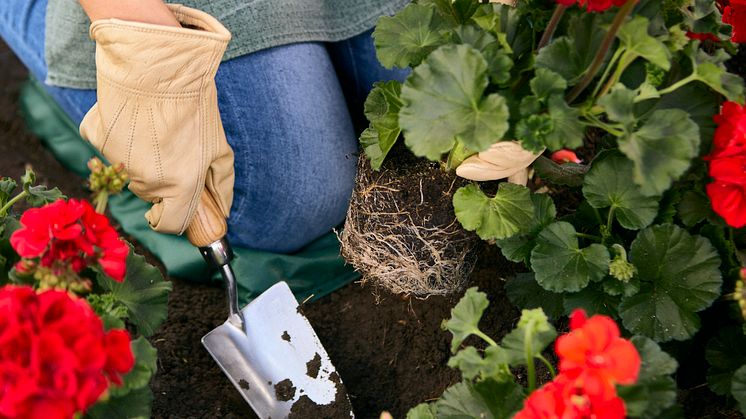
0, 41, 744, 418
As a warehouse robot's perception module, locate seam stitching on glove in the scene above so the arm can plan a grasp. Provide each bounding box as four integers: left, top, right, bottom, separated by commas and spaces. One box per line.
98, 74, 202, 98
126, 102, 139, 170
147, 105, 165, 186
100, 101, 127, 152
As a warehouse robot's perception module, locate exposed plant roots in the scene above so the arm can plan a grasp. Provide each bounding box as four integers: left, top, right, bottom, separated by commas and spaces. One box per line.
340, 155, 478, 296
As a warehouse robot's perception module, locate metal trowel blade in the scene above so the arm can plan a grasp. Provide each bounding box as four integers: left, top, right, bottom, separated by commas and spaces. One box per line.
202, 281, 353, 418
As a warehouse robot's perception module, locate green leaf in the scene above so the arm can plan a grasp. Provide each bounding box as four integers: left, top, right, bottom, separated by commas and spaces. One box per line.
496, 193, 556, 264
373, 3, 445, 68
544, 95, 585, 151
400, 44, 510, 159
582, 151, 659, 230
96, 247, 172, 337
505, 273, 565, 321
683, 44, 745, 102
732, 365, 746, 417
362, 81, 403, 170
619, 224, 721, 342
407, 403, 437, 419
499, 308, 557, 367
24, 185, 65, 207
113, 337, 158, 396
598, 84, 637, 128
515, 114, 554, 153
530, 221, 610, 293
452, 24, 496, 50
87, 385, 153, 419
434, 379, 524, 419
677, 190, 711, 227
618, 336, 678, 418
453, 183, 534, 241
18, 168, 65, 207
20, 168, 35, 189
618, 109, 700, 196
535, 13, 606, 84
532, 156, 588, 187
443, 287, 489, 353
616, 16, 671, 70
448, 346, 508, 381
483, 43, 514, 85
705, 326, 746, 395
530, 69, 567, 101
562, 282, 621, 318
0, 178, 17, 207
360, 128, 385, 169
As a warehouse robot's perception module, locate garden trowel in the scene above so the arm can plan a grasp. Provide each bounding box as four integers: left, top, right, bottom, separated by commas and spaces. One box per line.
185, 190, 354, 418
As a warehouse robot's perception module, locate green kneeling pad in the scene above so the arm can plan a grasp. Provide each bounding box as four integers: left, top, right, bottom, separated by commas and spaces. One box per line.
19, 78, 358, 304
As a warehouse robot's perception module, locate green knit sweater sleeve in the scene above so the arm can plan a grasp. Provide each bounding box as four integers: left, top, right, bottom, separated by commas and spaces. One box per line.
44, 0, 410, 89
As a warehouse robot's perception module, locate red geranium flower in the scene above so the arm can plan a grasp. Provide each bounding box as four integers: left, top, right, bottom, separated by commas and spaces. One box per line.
514, 374, 626, 419
555, 309, 641, 399
710, 101, 746, 159
705, 101, 746, 228
686, 31, 721, 42
10, 199, 128, 282
555, 0, 628, 12
0, 286, 134, 419
722, 0, 746, 43
706, 155, 746, 227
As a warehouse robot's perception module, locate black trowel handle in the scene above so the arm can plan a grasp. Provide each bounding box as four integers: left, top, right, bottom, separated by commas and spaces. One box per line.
186, 189, 243, 326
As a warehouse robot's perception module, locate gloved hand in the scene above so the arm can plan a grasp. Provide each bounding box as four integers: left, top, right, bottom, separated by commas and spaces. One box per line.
80, 4, 234, 234
455, 141, 543, 185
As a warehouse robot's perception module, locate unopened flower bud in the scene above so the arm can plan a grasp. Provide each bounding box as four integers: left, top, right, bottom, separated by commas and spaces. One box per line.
609, 244, 636, 282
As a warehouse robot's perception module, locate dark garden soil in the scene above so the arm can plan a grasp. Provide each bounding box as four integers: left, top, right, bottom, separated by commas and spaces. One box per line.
1, 40, 745, 418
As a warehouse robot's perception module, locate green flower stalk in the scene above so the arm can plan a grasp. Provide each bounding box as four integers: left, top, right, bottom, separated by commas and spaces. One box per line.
609, 244, 636, 282
87, 157, 129, 214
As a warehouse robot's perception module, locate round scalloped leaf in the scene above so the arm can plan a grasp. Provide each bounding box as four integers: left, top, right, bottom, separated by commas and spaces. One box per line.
731, 365, 746, 417
619, 224, 721, 342
582, 151, 659, 230
400, 44, 509, 160
453, 183, 534, 241
530, 221, 610, 293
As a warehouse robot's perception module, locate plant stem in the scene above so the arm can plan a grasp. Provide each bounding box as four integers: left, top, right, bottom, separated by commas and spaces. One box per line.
582, 114, 624, 136
606, 205, 616, 233
538, 5, 568, 50
525, 326, 536, 392
597, 50, 634, 98
537, 354, 557, 378
475, 330, 498, 348
576, 232, 603, 241
566, 0, 637, 103
653, 74, 696, 97
591, 47, 625, 99
94, 192, 109, 214
0, 191, 27, 216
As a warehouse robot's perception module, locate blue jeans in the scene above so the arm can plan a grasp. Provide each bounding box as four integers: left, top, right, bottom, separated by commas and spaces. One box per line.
0, 1, 408, 253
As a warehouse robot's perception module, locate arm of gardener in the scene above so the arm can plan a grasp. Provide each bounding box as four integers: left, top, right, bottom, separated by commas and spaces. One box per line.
78, 0, 180, 26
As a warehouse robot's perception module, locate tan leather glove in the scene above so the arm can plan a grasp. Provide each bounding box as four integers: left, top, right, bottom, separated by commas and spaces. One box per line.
456, 141, 543, 185
80, 4, 234, 234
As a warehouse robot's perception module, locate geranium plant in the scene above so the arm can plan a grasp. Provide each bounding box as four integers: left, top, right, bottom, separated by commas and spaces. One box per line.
406, 288, 677, 418
0, 168, 171, 418
363, 0, 746, 413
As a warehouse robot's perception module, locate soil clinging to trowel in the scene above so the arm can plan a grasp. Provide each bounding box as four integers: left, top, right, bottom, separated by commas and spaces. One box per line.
274, 379, 296, 402
306, 353, 322, 379
288, 372, 353, 418
238, 379, 250, 390
282, 331, 291, 342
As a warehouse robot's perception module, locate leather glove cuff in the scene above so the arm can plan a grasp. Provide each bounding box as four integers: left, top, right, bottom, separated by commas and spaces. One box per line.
89, 4, 231, 94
